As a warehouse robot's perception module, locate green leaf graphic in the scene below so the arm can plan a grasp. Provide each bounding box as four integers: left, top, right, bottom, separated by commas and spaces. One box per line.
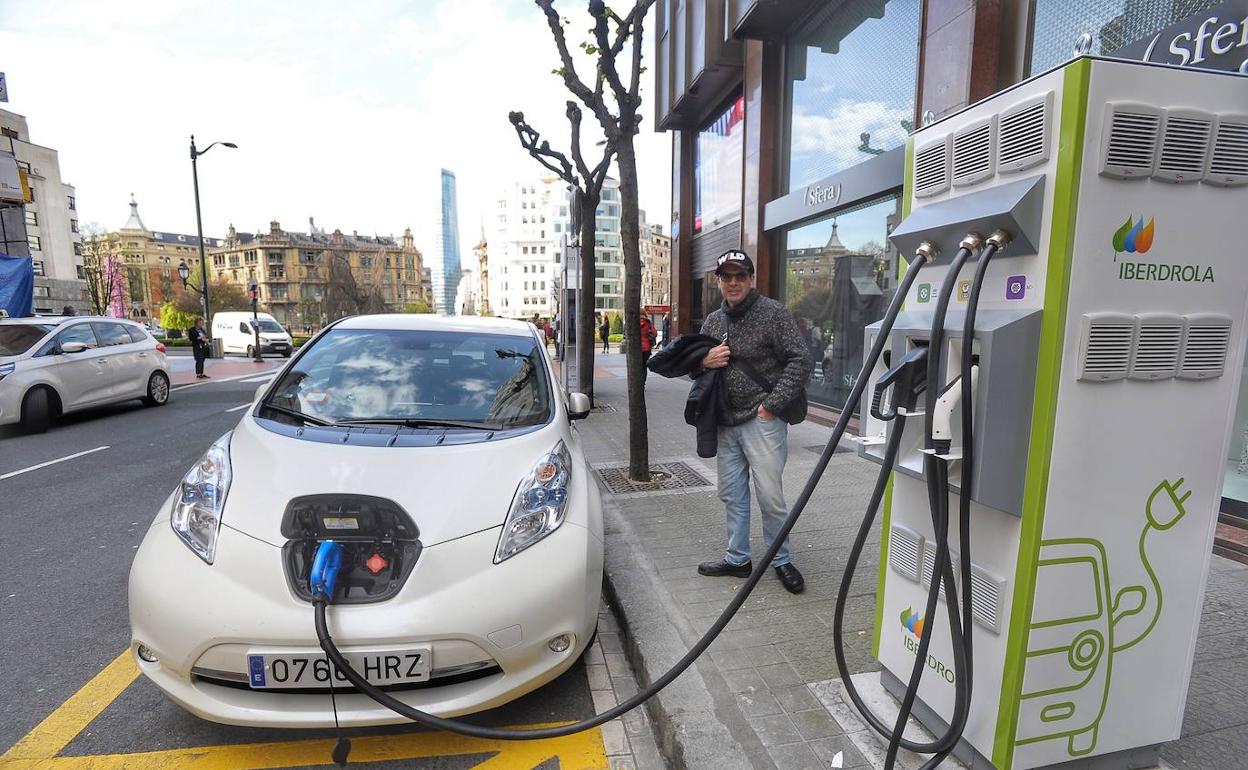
1112, 216, 1133, 252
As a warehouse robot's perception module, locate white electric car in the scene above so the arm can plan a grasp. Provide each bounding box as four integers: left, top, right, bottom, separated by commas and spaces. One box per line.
128, 314, 604, 727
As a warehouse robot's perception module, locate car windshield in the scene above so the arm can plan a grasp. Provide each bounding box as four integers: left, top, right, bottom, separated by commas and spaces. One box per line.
255, 319, 284, 332
262, 328, 551, 427
0, 324, 55, 355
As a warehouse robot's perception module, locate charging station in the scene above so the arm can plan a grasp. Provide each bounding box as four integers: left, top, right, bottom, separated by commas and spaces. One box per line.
859, 56, 1248, 769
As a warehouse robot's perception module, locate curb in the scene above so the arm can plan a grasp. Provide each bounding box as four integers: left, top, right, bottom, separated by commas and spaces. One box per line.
598, 483, 778, 770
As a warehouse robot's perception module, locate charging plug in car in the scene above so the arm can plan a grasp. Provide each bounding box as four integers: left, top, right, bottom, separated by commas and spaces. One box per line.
871, 344, 929, 421
310, 541, 345, 602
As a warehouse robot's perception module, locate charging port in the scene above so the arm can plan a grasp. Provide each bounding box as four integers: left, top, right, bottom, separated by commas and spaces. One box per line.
281, 494, 422, 604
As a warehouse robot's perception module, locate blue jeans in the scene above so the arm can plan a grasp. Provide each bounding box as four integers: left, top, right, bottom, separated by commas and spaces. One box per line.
717, 416, 792, 567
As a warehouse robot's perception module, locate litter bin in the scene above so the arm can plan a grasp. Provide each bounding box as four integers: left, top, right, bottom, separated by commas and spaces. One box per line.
211, 338, 224, 359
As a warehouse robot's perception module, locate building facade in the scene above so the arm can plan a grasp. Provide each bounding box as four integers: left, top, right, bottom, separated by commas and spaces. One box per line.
640, 217, 672, 311
81, 197, 223, 321
473, 235, 490, 316
1, 109, 85, 314
208, 219, 425, 330
432, 169, 462, 315
654, 0, 1247, 508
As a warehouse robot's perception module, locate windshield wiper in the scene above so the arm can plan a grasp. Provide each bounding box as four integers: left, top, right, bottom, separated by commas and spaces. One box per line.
334, 418, 501, 431
258, 402, 334, 427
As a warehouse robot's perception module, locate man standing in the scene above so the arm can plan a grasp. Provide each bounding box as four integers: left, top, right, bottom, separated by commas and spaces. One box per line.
696, 249, 811, 594
188, 316, 211, 379
599, 315, 610, 354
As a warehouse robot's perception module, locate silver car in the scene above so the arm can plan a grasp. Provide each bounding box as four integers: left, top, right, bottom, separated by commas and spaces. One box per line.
0, 316, 171, 433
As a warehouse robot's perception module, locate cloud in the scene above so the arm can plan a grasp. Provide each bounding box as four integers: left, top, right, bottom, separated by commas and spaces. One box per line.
789, 98, 910, 183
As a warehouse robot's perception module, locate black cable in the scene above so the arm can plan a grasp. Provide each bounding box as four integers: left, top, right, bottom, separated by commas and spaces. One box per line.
311, 250, 935, 741
884, 243, 978, 770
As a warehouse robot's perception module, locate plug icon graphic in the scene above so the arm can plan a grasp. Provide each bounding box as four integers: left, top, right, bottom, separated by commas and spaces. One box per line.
1145, 477, 1191, 531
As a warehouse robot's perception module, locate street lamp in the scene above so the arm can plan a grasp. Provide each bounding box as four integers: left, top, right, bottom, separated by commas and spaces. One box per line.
189, 134, 237, 343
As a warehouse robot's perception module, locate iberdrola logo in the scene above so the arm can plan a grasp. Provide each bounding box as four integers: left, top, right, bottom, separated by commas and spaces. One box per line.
900, 607, 925, 638
1112, 216, 1155, 260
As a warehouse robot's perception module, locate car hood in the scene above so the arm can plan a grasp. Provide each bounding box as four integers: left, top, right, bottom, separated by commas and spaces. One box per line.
223, 416, 563, 548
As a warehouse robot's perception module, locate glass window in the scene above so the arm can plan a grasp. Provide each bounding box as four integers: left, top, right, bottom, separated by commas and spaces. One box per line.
32, 260, 44, 276
781, 194, 902, 410
262, 329, 551, 427
693, 94, 745, 234
24, 210, 37, 227
1030, 0, 1224, 75
785, 0, 920, 192
94, 322, 134, 347
126, 326, 150, 344
58, 323, 99, 350
0, 324, 54, 355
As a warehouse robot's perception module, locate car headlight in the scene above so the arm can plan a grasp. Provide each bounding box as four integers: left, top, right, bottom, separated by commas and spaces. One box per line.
0, 362, 15, 381
171, 432, 232, 563
495, 441, 572, 563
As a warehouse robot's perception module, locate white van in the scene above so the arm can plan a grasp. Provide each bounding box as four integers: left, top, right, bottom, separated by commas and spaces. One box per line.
211, 312, 293, 358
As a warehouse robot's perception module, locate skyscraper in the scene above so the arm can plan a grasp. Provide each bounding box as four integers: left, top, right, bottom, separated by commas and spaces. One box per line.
432, 169, 462, 315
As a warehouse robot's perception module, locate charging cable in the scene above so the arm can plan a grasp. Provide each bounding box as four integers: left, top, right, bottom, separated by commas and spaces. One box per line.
308, 244, 938, 746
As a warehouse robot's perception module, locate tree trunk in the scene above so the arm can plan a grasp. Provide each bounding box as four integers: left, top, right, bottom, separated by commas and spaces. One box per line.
616, 140, 650, 482
577, 191, 600, 404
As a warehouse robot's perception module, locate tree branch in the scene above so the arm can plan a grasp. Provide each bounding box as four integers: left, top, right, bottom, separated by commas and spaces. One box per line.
508, 111, 579, 186
535, 0, 602, 111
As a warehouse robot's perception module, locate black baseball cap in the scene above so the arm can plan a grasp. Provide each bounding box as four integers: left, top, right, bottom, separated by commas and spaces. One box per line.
715, 249, 755, 275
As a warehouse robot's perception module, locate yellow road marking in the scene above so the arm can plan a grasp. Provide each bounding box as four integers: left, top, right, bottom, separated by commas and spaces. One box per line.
1, 647, 609, 769
1, 650, 139, 760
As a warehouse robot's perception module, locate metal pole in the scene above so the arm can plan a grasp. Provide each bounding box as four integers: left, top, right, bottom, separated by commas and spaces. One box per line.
190, 135, 212, 337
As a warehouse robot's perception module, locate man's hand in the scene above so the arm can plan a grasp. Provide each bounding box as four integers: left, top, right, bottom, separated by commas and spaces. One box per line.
702, 343, 731, 369
757, 404, 775, 421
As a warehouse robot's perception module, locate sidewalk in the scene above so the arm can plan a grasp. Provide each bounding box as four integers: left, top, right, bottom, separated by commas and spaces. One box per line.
166, 354, 283, 386
576, 353, 1248, 770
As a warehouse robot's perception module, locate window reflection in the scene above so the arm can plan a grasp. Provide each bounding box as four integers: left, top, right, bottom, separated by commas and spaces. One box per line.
782, 196, 901, 409
694, 95, 745, 234
786, 0, 920, 192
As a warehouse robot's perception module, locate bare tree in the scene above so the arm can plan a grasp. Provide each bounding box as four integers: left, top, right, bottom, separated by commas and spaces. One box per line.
80, 227, 122, 316
534, 0, 657, 481
509, 101, 614, 406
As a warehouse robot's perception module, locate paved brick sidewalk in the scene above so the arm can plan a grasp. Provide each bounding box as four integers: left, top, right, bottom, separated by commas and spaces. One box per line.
577, 354, 1248, 770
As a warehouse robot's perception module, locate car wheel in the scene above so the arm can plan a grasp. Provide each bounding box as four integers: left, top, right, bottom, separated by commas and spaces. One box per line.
20, 387, 51, 434
246, 345, 256, 359
282, 350, 292, 358
143, 371, 170, 407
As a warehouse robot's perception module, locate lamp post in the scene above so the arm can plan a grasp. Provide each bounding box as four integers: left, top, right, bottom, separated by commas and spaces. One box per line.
247, 269, 262, 362
190, 134, 237, 351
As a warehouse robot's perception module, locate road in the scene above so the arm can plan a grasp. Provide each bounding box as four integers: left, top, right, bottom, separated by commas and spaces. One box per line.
0, 359, 626, 769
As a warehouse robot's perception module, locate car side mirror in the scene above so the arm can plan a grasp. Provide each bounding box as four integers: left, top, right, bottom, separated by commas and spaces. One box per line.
61, 342, 88, 354
568, 392, 591, 421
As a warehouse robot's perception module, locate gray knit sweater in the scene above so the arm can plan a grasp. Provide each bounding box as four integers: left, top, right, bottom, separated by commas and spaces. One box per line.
699, 289, 812, 426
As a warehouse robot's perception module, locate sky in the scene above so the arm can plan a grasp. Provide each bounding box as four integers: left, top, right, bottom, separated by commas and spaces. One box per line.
0, 0, 672, 257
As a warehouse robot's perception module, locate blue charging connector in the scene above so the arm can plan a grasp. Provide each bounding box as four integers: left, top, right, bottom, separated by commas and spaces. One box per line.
310, 541, 345, 601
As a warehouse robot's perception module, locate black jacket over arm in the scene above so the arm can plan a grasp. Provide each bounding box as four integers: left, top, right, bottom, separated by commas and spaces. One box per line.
647, 334, 725, 458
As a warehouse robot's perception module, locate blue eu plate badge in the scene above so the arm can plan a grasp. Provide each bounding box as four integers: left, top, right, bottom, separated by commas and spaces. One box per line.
248, 655, 266, 687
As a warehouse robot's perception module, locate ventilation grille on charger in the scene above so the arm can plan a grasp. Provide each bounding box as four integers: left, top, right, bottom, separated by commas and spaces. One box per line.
921, 545, 958, 601
1206, 115, 1248, 187
1179, 314, 1232, 380
1130, 314, 1184, 380
1154, 110, 1214, 183
998, 93, 1051, 173
1078, 313, 1136, 382
914, 140, 949, 198
1101, 103, 1163, 180
951, 118, 995, 187
968, 564, 1006, 634
889, 525, 924, 582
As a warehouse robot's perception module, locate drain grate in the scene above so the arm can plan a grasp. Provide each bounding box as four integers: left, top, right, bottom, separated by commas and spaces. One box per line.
596, 461, 712, 495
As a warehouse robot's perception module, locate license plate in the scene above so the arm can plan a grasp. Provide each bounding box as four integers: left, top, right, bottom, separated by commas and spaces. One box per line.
246, 649, 431, 689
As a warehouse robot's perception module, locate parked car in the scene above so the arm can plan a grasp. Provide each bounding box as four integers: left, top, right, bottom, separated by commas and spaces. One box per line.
128, 314, 603, 727
0, 315, 171, 433
211, 311, 293, 358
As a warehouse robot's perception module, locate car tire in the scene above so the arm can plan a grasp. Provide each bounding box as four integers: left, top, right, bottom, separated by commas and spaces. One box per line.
282, 350, 292, 358
143, 371, 170, 407
20, 387, 51, 434
246, 345, 257, 359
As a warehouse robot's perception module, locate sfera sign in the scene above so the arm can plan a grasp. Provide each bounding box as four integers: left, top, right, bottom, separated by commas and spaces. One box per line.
1116, 0, 1248, 74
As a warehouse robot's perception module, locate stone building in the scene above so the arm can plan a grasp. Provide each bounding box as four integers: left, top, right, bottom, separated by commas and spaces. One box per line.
208, 219, 426, 330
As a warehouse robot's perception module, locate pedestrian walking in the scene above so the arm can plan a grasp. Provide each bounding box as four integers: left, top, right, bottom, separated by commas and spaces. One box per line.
189, 316, 212, 379
639, 314, 656, 382
661, 313, 672, 347
599, 316, 610, 353
695, 249, 811, 594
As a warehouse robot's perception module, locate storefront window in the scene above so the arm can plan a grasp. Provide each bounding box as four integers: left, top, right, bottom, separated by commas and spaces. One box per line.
1029, 0, 1224, 75
693, 95, 745, 234
782, 195, 902, 410
785, 0, 920, 192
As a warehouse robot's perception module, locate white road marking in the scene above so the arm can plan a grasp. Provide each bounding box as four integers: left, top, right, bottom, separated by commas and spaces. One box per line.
239, 374, 276, 383
1, 446, 110, 481
226, 403, 253, 412
171, 369, 279, 392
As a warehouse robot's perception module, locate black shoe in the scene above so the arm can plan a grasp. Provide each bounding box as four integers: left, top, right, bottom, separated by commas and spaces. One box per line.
697, 558, 752, 577
774, 563, 805, 594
